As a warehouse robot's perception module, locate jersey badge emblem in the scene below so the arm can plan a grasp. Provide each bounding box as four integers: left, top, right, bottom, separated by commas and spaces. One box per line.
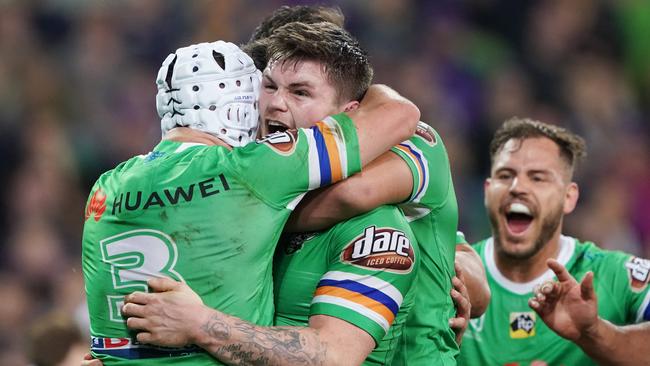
341, 226, 414, 273
85, 188, 107, 222
509, 312, 536, 338
626, 257, 650, 292
283, 232, 317, 254
256, 130, 298, 155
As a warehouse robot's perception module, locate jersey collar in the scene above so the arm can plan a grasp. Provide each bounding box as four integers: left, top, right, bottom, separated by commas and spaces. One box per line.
484, 235, 576, 295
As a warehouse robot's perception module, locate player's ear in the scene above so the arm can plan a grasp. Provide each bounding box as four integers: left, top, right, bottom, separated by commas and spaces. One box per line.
343, 100, 360, 112
563, 182, 579, 214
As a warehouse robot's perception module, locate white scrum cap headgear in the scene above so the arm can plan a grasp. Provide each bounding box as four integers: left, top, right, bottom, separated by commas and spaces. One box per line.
156, 41, 261, 146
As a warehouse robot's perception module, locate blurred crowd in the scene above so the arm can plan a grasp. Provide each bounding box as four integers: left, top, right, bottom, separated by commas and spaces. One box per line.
0, 0, 648, 364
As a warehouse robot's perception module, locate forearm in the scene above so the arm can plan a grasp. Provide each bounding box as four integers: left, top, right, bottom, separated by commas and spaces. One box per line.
287, 152, 412, 232
455, 244, 490, 317
575, 319, 650, 366
193, 307, 337, 366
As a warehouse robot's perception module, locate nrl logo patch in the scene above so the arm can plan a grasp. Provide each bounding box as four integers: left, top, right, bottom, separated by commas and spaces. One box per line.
626, 257, 650, 292
256, 130, 298, 155
341, 226, 414, 273
414, 122, 437, 146
509, 312, 536, 339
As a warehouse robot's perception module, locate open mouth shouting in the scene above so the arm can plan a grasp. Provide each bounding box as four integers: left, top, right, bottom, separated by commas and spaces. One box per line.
266, 120, 289, 134
504, 202, 534, 236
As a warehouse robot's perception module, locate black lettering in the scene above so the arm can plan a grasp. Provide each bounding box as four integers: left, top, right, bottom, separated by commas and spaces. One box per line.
164, 184, 195, 204
125, 191, 142, 211
143, 191, 165, 209
219, 174, 230, 191
199, 178, 219, 197
112, 193, 123, 215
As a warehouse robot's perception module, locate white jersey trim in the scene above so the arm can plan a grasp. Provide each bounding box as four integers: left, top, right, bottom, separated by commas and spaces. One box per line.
485, 235, 576, 295
636, 290, 650, 323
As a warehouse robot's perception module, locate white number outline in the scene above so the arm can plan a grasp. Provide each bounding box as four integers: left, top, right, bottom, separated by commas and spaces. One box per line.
100, 229, 184, 322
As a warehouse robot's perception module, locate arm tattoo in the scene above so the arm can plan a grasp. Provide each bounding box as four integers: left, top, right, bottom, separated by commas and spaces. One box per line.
198, 312, 327, 366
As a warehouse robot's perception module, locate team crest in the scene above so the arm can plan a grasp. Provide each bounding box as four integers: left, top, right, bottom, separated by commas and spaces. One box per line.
283, 232, 317, 254
625, 257, 650, 292
341, 226, 414, 273
414, 122, 437, 146
256, 130, 298, 155
85, 188, 107, 222
509, 312, 536, 338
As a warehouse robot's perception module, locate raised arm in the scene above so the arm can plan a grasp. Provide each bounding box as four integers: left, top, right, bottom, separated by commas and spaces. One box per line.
529, 259, 650, 366
286, 151, 412, 232
122, 278, 374, 366
347, 84, 419, 166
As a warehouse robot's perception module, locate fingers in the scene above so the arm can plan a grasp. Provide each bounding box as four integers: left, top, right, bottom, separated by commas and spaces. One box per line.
136, 332, 153, 344
126, 316, 149, 331
124, 291, 155, 305
546, 259, 574, 283
449, 316, 467, 330
121, 302, 148, 318
580, 271, 595, 300
148, 277, 182, 292
80, 353, 104, 366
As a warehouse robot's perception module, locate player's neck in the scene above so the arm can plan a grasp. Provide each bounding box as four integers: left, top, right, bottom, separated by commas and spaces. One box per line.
495, 234, 562, 283
164, 127, 232, 150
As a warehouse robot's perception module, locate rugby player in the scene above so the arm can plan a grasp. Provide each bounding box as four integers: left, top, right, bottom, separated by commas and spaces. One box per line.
120, 19, 487, 366
458, 118, 650, 365
82, 38, 418, 365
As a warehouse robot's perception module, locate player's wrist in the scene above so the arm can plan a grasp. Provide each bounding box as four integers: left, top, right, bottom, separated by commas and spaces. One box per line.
187, 304, 218, 346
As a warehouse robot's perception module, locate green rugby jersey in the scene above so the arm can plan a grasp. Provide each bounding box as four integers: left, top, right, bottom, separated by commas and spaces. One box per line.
459, 235, 650, 366
273, 206, 420, 365
391, 122, 459, 366
82, 114, 360, 365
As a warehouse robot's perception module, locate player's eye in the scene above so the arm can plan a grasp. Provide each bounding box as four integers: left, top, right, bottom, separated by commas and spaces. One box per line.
293, 89, 309, 97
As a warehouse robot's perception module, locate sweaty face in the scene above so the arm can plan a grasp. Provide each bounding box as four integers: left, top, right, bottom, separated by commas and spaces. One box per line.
485, 137, 575, 260
259, 59, 352, 136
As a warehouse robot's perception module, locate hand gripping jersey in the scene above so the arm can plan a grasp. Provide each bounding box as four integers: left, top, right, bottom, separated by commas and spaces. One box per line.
458, 236, 650, 366
82, 114, 360, 365
390, 122, 460, 366
273, 206, 420, 365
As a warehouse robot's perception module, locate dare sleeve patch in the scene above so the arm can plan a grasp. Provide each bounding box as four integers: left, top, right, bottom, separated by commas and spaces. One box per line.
341, 226, 415, 273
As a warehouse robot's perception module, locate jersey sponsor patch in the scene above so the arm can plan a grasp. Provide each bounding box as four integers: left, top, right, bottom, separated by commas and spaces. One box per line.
85, 188, 107, 222
509, 312, 536, 338
625, 257, 650, 292
414, 122, 437, 146
341, 226, 415, 273
256, 130, 298, 155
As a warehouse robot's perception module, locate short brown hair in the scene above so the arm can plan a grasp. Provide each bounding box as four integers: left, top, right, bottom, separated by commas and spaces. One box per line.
490, 117, 587, 171
261, 21, 373, 102
244, 5, 345, 71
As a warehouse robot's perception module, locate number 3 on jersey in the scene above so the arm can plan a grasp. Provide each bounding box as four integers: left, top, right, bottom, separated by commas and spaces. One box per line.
100, 229, 184, 322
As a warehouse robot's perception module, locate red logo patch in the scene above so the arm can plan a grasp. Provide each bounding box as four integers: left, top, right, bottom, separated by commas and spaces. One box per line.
257, 130, 297, 155
341, 226, 415, 273
85, 188, 107, 222
414, 122, 437, 146
626, 257, 650, 292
